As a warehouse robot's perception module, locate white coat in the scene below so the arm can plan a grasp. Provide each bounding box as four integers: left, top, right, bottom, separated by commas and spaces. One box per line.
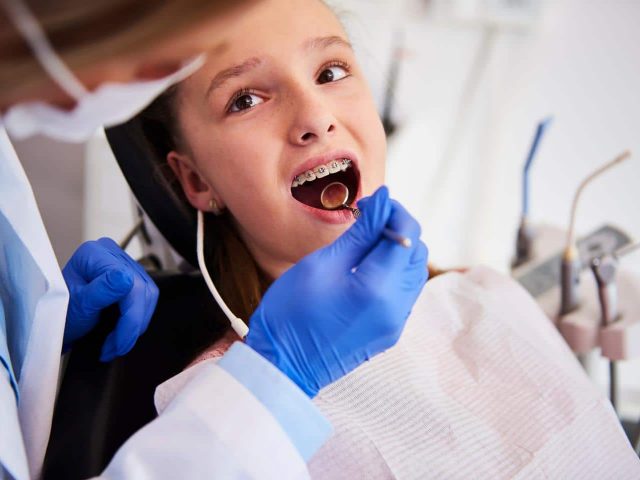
0, 125, 310, 480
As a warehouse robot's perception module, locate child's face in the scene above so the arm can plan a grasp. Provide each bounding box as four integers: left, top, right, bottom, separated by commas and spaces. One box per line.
171, 0, 386, 278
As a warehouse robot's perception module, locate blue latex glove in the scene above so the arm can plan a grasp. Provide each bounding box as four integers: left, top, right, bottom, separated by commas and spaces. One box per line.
62, 237, 159, 361
246, 186, 429, 397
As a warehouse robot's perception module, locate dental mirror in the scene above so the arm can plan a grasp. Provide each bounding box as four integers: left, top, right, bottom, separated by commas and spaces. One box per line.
320, 181, 361, 218
319, 181, 412, 248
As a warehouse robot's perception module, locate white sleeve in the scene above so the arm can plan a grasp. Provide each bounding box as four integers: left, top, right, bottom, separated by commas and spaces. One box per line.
95, 360, 312, 480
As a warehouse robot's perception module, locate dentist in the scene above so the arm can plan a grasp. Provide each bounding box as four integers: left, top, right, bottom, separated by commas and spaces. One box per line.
0, 1, 427, 478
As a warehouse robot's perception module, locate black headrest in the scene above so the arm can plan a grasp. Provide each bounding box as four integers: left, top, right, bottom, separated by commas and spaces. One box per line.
105, 117, 198, 268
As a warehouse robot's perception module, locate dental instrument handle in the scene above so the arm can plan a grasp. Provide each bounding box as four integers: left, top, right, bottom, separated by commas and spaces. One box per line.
383, 228, 412, 248
592, 255, 619, 326
512, 118, 551, 268
522, 117, 552, 218
559, 254, 581, 315
347, 205, 411, 248
591, 255, 619, 412
512, 217, 534, 268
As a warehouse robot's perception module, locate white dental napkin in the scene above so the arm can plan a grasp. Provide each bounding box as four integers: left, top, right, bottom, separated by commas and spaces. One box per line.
308, 266, 640, 479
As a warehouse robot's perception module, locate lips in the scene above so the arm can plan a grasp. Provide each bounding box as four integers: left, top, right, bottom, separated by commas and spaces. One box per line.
290, 152, 361, 211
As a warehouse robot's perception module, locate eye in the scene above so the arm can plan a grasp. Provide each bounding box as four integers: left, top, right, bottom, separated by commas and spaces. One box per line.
228, 91, 264, 113
317, 64, 349, 84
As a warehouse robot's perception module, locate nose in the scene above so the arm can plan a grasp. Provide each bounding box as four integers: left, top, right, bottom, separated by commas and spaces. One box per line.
287, 89, 336, 146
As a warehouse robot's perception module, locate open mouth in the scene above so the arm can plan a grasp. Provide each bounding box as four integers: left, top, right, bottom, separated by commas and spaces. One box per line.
291, 158, 360, 210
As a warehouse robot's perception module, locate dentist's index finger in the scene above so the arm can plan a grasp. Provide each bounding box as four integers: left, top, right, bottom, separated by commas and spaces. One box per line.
387, 200, 422, 243
355, 199, 423, 277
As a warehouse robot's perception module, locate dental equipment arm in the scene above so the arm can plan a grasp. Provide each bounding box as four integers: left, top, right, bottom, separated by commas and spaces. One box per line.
591, 254, 620, 411
62, 238, 159, 361
512, 117, 552, 268
560, 150, 631, 315
245, 186, 429, 397
593, 240, 640, 414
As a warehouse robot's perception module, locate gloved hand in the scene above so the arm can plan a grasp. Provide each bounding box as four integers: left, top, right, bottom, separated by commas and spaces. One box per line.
62, 237, 159, 362
246, 186, 428, 397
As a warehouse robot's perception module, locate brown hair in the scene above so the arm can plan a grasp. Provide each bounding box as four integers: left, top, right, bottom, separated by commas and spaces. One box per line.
141, 86, 270, 324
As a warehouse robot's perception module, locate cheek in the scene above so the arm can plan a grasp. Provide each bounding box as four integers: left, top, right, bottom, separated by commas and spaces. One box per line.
203, 129, 277, 200
369, 117, 387, 182
348, 94, 387, 191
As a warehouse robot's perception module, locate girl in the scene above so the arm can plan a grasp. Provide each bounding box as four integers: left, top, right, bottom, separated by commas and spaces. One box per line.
141, 0, 639, 477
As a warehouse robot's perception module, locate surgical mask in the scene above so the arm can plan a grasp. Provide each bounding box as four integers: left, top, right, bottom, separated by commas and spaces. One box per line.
1, 0, 205, 143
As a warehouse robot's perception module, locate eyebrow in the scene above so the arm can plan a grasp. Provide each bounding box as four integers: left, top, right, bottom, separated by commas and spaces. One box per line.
304, 35, 353, 51
205, 36, 352, 99
205, 56, 263, 98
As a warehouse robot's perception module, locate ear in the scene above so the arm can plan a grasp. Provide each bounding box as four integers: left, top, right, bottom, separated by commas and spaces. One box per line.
167, 150, 224, 212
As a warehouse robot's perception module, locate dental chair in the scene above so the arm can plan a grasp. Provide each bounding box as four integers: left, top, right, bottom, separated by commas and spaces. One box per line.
42, 116, 229, 479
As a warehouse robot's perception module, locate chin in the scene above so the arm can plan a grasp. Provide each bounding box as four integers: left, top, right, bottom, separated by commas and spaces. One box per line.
303, 227, 346, 257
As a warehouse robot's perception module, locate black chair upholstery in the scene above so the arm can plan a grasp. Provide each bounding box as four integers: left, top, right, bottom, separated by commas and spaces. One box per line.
104, 116, 199, 268
42, 271, 229, 480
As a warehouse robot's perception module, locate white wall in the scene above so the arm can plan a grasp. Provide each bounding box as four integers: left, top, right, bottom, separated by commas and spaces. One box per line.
83, 131, 143, 260
343, 0, 640, 416
11, 135, 84, 265
488, 0, 640, 273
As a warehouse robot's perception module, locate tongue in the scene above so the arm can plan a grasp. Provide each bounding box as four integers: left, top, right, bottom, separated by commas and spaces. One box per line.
291, 174, 336, 209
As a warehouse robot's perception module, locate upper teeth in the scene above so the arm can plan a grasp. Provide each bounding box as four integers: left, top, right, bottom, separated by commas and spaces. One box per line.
292, 159, 352, 187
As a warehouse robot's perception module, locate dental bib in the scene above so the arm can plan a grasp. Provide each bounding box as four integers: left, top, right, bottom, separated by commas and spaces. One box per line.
157, 267, 640, 479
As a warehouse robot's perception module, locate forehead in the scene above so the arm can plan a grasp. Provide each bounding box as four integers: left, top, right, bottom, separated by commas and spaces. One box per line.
206, 0, 345, 67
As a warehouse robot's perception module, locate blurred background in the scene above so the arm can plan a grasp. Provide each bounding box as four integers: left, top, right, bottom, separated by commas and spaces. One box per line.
10, 0, 640, 427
